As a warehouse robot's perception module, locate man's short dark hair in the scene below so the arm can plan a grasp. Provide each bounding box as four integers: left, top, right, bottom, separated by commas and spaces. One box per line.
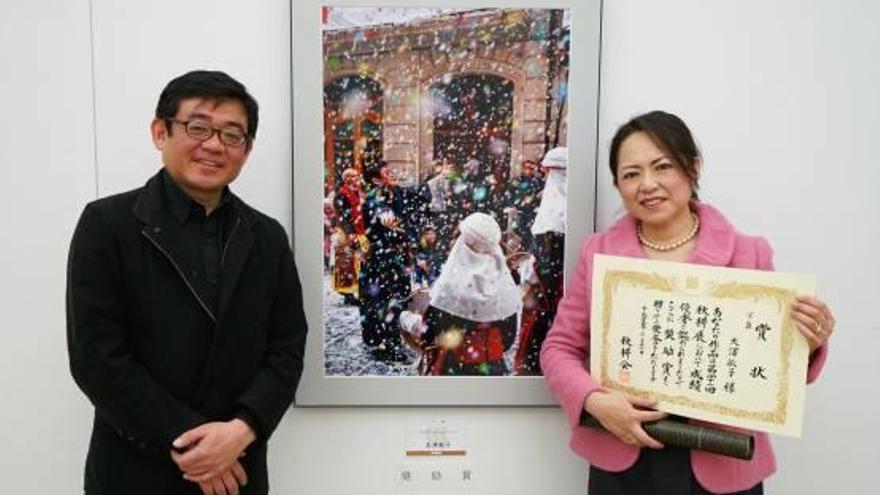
363, 160, 389, 186
155, 70, 259, 139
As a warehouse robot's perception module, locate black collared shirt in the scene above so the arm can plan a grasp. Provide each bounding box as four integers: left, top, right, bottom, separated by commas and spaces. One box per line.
161, 170, 235, 315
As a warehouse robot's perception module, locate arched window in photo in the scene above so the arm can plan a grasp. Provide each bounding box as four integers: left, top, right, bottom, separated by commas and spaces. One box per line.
432, 73, 513, 179
323, 75, 383, 192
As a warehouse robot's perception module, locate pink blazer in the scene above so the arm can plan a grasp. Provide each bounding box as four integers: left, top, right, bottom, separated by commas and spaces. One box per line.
540, 201, 828, 494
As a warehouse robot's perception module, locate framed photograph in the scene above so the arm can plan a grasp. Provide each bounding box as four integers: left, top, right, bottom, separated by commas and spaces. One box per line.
293, 0, 601, 405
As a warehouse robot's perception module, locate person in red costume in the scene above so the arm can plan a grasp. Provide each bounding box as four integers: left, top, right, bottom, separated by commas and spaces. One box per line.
332, 167, 366, 304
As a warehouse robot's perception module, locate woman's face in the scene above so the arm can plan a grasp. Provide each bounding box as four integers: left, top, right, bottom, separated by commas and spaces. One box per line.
615, 131, 696, 230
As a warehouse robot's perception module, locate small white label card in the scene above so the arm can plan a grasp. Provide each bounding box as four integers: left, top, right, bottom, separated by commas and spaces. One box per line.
406, 416, 467, 456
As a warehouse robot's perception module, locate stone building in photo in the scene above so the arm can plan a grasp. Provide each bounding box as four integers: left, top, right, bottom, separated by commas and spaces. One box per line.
322, 8, 570, 191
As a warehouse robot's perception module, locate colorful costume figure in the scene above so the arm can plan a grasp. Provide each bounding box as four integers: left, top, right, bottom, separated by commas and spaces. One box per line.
401, 213, 522, 375
508, 160, 544, 252
332, 169, 365, 300
515, 147, 567, 375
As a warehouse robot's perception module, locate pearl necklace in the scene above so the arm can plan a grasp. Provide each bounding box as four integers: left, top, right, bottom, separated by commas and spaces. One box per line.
637, 213, 700, 252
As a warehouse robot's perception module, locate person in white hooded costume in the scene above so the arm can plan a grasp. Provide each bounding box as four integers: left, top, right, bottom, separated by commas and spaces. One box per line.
514, 147, 567, 374
400, 212, 522, 375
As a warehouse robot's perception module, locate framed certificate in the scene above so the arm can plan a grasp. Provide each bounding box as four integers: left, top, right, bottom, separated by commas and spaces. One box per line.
591, 254, 815, 436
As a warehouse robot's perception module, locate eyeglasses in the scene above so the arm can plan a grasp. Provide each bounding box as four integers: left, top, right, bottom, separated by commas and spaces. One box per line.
167, 118, 249, 148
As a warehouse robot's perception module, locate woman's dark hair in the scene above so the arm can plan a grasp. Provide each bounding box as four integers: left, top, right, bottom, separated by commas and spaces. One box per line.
155, 70, 259, 140
609, 110, 701, 199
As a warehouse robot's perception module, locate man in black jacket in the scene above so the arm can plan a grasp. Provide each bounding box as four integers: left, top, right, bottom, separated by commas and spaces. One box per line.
66, 70, 308, 495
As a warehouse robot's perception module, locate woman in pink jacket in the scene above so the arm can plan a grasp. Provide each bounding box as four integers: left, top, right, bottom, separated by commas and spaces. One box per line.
540, 111, 835, 494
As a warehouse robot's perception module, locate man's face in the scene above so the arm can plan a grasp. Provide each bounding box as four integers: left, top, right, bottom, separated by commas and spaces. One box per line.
521, 161, 536, 177
379, 166, 397, 186
151, 97, 251, 203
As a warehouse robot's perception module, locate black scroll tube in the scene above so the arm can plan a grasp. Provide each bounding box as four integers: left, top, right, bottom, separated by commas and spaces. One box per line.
579, 412, 755, 460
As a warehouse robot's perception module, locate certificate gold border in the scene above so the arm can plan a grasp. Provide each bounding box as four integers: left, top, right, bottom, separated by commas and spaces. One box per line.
599, 270, 797, 425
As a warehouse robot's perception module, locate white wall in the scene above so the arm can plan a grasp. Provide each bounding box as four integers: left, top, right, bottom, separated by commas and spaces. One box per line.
1, 1, 877, 494
0, 0, 98, 483
90, 0, 292, 226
